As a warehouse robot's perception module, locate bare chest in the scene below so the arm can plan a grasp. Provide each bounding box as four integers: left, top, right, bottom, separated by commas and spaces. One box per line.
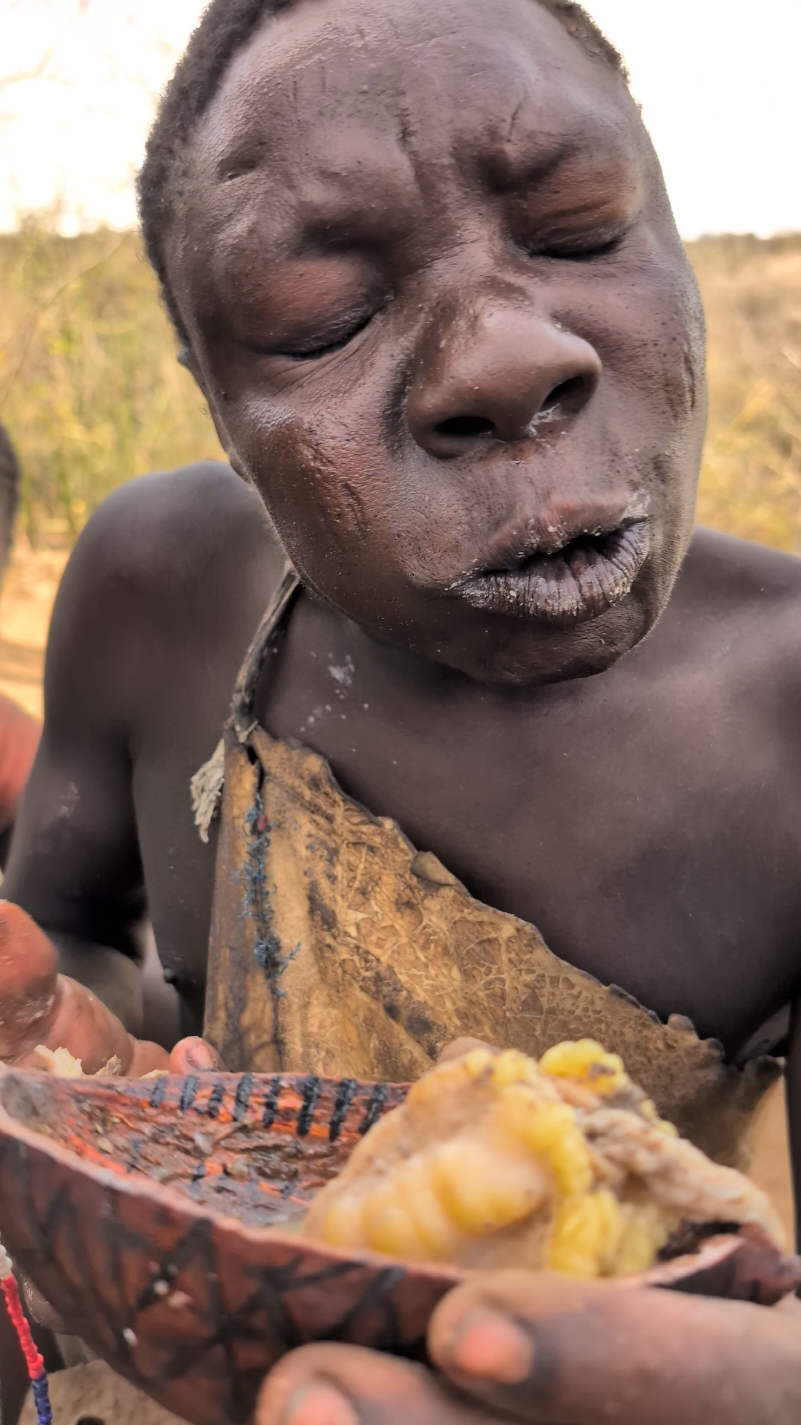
135, 595, 801, 1058
260, 611, 801, 1055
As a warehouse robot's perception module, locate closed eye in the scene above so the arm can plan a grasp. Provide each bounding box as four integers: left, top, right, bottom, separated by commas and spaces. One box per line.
530, 229, 628, 263
545, 232, 626, 261
275, 310, 376, 362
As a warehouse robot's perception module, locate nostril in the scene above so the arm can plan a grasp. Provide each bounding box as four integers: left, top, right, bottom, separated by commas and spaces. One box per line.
539, 375, 590, 417
435, 415, 496, 439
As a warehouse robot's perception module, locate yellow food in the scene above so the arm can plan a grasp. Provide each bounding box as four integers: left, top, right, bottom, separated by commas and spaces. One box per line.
304, 1040, 783, 1277
33, 1047, 123, 1078
33, 1045, 85, 1077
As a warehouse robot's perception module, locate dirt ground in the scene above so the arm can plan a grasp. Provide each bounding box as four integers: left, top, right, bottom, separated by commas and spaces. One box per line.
0, 544, 795, 1240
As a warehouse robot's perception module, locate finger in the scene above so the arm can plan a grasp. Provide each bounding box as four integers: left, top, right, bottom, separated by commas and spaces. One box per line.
12, 973, 138, 1075
0, 902, 170, 1077
0, 902, 58, 1058
430, 1271, 801, 1425
127, 1038, 171, 1076
256, 1343, 494, 1425
168, 1037, 222, 1074
438, 1037, 497, 1064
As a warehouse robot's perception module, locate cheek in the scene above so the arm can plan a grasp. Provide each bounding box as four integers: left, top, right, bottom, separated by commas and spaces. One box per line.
652, 279, 706, 430
244, 411, 486, 609
568, 243, 706, 432
241, 412, 392, 588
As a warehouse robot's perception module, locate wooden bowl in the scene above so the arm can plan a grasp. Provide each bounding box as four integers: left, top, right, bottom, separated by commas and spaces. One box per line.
0, 1068, 798, 1425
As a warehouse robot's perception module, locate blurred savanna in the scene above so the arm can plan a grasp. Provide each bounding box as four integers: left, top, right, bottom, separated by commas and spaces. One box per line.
0, 222, 225, 546
693, 233, 801, 552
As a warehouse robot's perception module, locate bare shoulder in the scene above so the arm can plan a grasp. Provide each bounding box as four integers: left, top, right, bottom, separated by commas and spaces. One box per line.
59, 461, 282, 604
673, 527, 801, 620
45, 462, 283, 723
664, 526, 801, 687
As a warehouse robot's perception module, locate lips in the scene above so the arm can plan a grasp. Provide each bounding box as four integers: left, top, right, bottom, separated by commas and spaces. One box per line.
452, 518, 651, 627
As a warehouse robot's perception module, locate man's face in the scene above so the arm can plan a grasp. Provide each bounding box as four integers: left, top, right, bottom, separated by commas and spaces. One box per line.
173, 0, 707, 686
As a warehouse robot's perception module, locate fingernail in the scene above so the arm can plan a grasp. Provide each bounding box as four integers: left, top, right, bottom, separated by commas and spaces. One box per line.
443, 1306, 534, 1385
187, 1051, 214, 1070
186, 1043, 219, 1071
276, 1382, 359, 1425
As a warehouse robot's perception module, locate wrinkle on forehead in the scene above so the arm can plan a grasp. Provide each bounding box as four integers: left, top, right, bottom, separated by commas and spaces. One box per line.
175, 0, 652, 315
220, 129, 417, 223
195, 131, 421, 274
195, 0, 639, 191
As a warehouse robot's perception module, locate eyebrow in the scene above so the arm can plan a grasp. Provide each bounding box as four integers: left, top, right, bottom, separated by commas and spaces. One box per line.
214, 141, 420, 256
481, 134, 586, 194
210, 110, 638, 260
293, 196, 416, 254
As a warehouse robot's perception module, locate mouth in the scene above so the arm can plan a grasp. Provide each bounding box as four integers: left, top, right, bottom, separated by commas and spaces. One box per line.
452, 517, 651, 628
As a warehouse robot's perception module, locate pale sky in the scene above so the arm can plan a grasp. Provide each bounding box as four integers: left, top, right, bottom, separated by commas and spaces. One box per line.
1, 0, 799, 239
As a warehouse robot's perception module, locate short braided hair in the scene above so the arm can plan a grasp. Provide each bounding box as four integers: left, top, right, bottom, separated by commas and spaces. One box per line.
137, 0, 626, 344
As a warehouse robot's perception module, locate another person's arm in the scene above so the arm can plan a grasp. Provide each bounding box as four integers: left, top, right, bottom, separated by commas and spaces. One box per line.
0, 492, 218, 1073
0, 693, 40, 870
2, 496, 153, 1029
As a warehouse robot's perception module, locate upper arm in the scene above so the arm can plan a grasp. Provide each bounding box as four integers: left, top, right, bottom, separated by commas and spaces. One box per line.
3, 461, 283, 963
3, 490, 153, 955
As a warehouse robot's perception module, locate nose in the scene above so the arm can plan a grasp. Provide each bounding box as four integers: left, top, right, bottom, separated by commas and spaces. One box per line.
406, 301, 601, 459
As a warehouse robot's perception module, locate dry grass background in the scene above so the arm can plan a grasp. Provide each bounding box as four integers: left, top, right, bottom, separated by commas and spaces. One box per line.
0, 225, 224, 545
694, 233, 801, 551
0, 226, 798, 1237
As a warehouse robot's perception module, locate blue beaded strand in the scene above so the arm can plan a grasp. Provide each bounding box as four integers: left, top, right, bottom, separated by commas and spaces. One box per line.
31, 1374, 53, 1425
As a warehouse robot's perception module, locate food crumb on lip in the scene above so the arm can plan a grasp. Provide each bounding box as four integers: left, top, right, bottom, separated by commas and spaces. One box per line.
450, 519, 651, 627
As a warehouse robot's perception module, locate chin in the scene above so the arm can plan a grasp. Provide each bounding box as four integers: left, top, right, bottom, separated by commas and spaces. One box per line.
448, 592, 655, 689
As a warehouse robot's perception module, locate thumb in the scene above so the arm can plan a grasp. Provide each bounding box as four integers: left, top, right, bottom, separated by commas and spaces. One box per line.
168, 1037, 223, 1073
438, 1037, 497, 1065
429, 1271, 801, 1425
0, 901, 59, 1058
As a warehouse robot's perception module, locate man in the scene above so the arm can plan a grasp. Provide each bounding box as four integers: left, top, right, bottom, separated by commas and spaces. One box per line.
2, 0, 800, 1418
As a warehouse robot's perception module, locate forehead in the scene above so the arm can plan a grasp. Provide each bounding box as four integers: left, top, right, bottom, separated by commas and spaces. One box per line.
190, 0, 643, 214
